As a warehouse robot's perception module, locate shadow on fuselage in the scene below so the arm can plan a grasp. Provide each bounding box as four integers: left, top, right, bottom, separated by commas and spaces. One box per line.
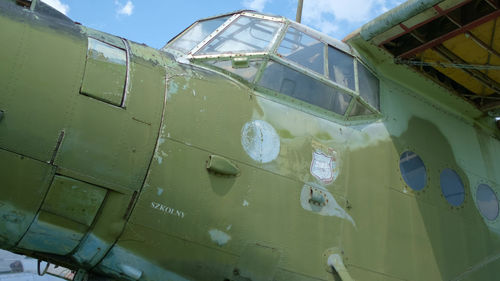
390, 116, 500, 280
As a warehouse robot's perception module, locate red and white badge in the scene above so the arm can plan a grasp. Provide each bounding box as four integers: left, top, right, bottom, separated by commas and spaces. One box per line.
310, 149, 338, 183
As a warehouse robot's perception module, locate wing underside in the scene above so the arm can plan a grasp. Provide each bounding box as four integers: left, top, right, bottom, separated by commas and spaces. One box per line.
354, 0, 500, 116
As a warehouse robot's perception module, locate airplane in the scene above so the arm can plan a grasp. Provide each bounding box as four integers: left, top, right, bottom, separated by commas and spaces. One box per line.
0, 0, 500, 280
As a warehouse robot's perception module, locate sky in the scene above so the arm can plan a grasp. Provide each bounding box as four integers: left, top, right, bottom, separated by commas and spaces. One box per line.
41, 0, 404, 49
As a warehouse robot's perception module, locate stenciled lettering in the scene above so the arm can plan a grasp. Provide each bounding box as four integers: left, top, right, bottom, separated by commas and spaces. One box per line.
150, 201, 185, 219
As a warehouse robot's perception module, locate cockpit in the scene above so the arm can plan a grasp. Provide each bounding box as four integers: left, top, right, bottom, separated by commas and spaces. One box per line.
162, 11, 380, 120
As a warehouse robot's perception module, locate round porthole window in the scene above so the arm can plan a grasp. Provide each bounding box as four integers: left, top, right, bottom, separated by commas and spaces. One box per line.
440, 168, 465, 206
476, 184, 499, 221
399, 151, 427, 191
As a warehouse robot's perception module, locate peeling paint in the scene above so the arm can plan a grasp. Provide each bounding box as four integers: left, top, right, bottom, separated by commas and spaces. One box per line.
241, 120, 280, 163
166, 81, 179, 100
208, 229, 231, 246
157, 188, 164, 196
154, 150, 168, 165
226, 225, 232, 231
300, 184, 355, 227
155, 154, 163, 165
169, 81, 179, 94
243, 200, 249, 207
0, 201, 33, 247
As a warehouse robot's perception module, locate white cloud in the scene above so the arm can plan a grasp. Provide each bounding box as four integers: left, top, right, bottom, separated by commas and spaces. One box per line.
41, 0, 69, 15
301, 0, 402, 37
303, 0, 373, 25
116, 0, 134, 16
242, 0, 271, 11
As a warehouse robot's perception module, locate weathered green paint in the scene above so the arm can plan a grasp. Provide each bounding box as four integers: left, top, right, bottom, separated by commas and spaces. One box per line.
18, 210, 88, 255
1, 1, 500, 281
0, 149, 54, 248
42, 175, 107, 227
72, 190, 132, 268
206, 155, 241, 176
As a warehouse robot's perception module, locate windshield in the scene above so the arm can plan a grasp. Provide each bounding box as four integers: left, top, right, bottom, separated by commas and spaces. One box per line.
169, 16, 230, 53
163, 12, 380, 119
197, 16, 282, 55
277, 27, 325, 75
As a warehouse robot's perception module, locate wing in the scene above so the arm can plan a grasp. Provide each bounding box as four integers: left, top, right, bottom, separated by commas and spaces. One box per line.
347, 0, 500, 117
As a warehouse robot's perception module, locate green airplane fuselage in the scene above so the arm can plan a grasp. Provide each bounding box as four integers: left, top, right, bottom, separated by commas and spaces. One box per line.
1, 1, 500, 281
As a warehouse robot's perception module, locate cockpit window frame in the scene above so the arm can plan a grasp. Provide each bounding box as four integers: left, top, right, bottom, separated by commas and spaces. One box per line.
190, 13, 287, 58
165, 11, 382, 123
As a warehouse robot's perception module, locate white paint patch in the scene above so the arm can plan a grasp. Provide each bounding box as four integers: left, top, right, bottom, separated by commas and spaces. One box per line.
226, 225, 232, 231
155, 155, 163, 164
300, 184, 355, 227
243, 200, 249, 207
157, 188, 164, 196
166, 81, 179, 101
208, 229, 231, 246
154, 150, 168, 165
241, 120, 280, 163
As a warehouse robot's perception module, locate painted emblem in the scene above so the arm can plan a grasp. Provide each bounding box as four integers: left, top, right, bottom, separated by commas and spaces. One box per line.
241, 120, 280, 163
310, 141, 339, 183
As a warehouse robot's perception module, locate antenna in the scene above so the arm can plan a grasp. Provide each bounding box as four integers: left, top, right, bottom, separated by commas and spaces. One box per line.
296, 0, 304, 23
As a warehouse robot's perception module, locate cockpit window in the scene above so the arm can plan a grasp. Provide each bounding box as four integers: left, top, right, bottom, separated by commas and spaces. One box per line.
349, 100, 373, 116
328, 46, 355, 91
164, 11, 382, 120
277, 27, 325, 75
259, 61, 352, 115
358, 62, 380, 110
206, 59, 263, 82
197, 16, 282, 55
170, 16, 230, 53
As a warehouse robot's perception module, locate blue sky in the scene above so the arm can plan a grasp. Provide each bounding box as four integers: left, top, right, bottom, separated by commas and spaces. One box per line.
42, 0, 404, 49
